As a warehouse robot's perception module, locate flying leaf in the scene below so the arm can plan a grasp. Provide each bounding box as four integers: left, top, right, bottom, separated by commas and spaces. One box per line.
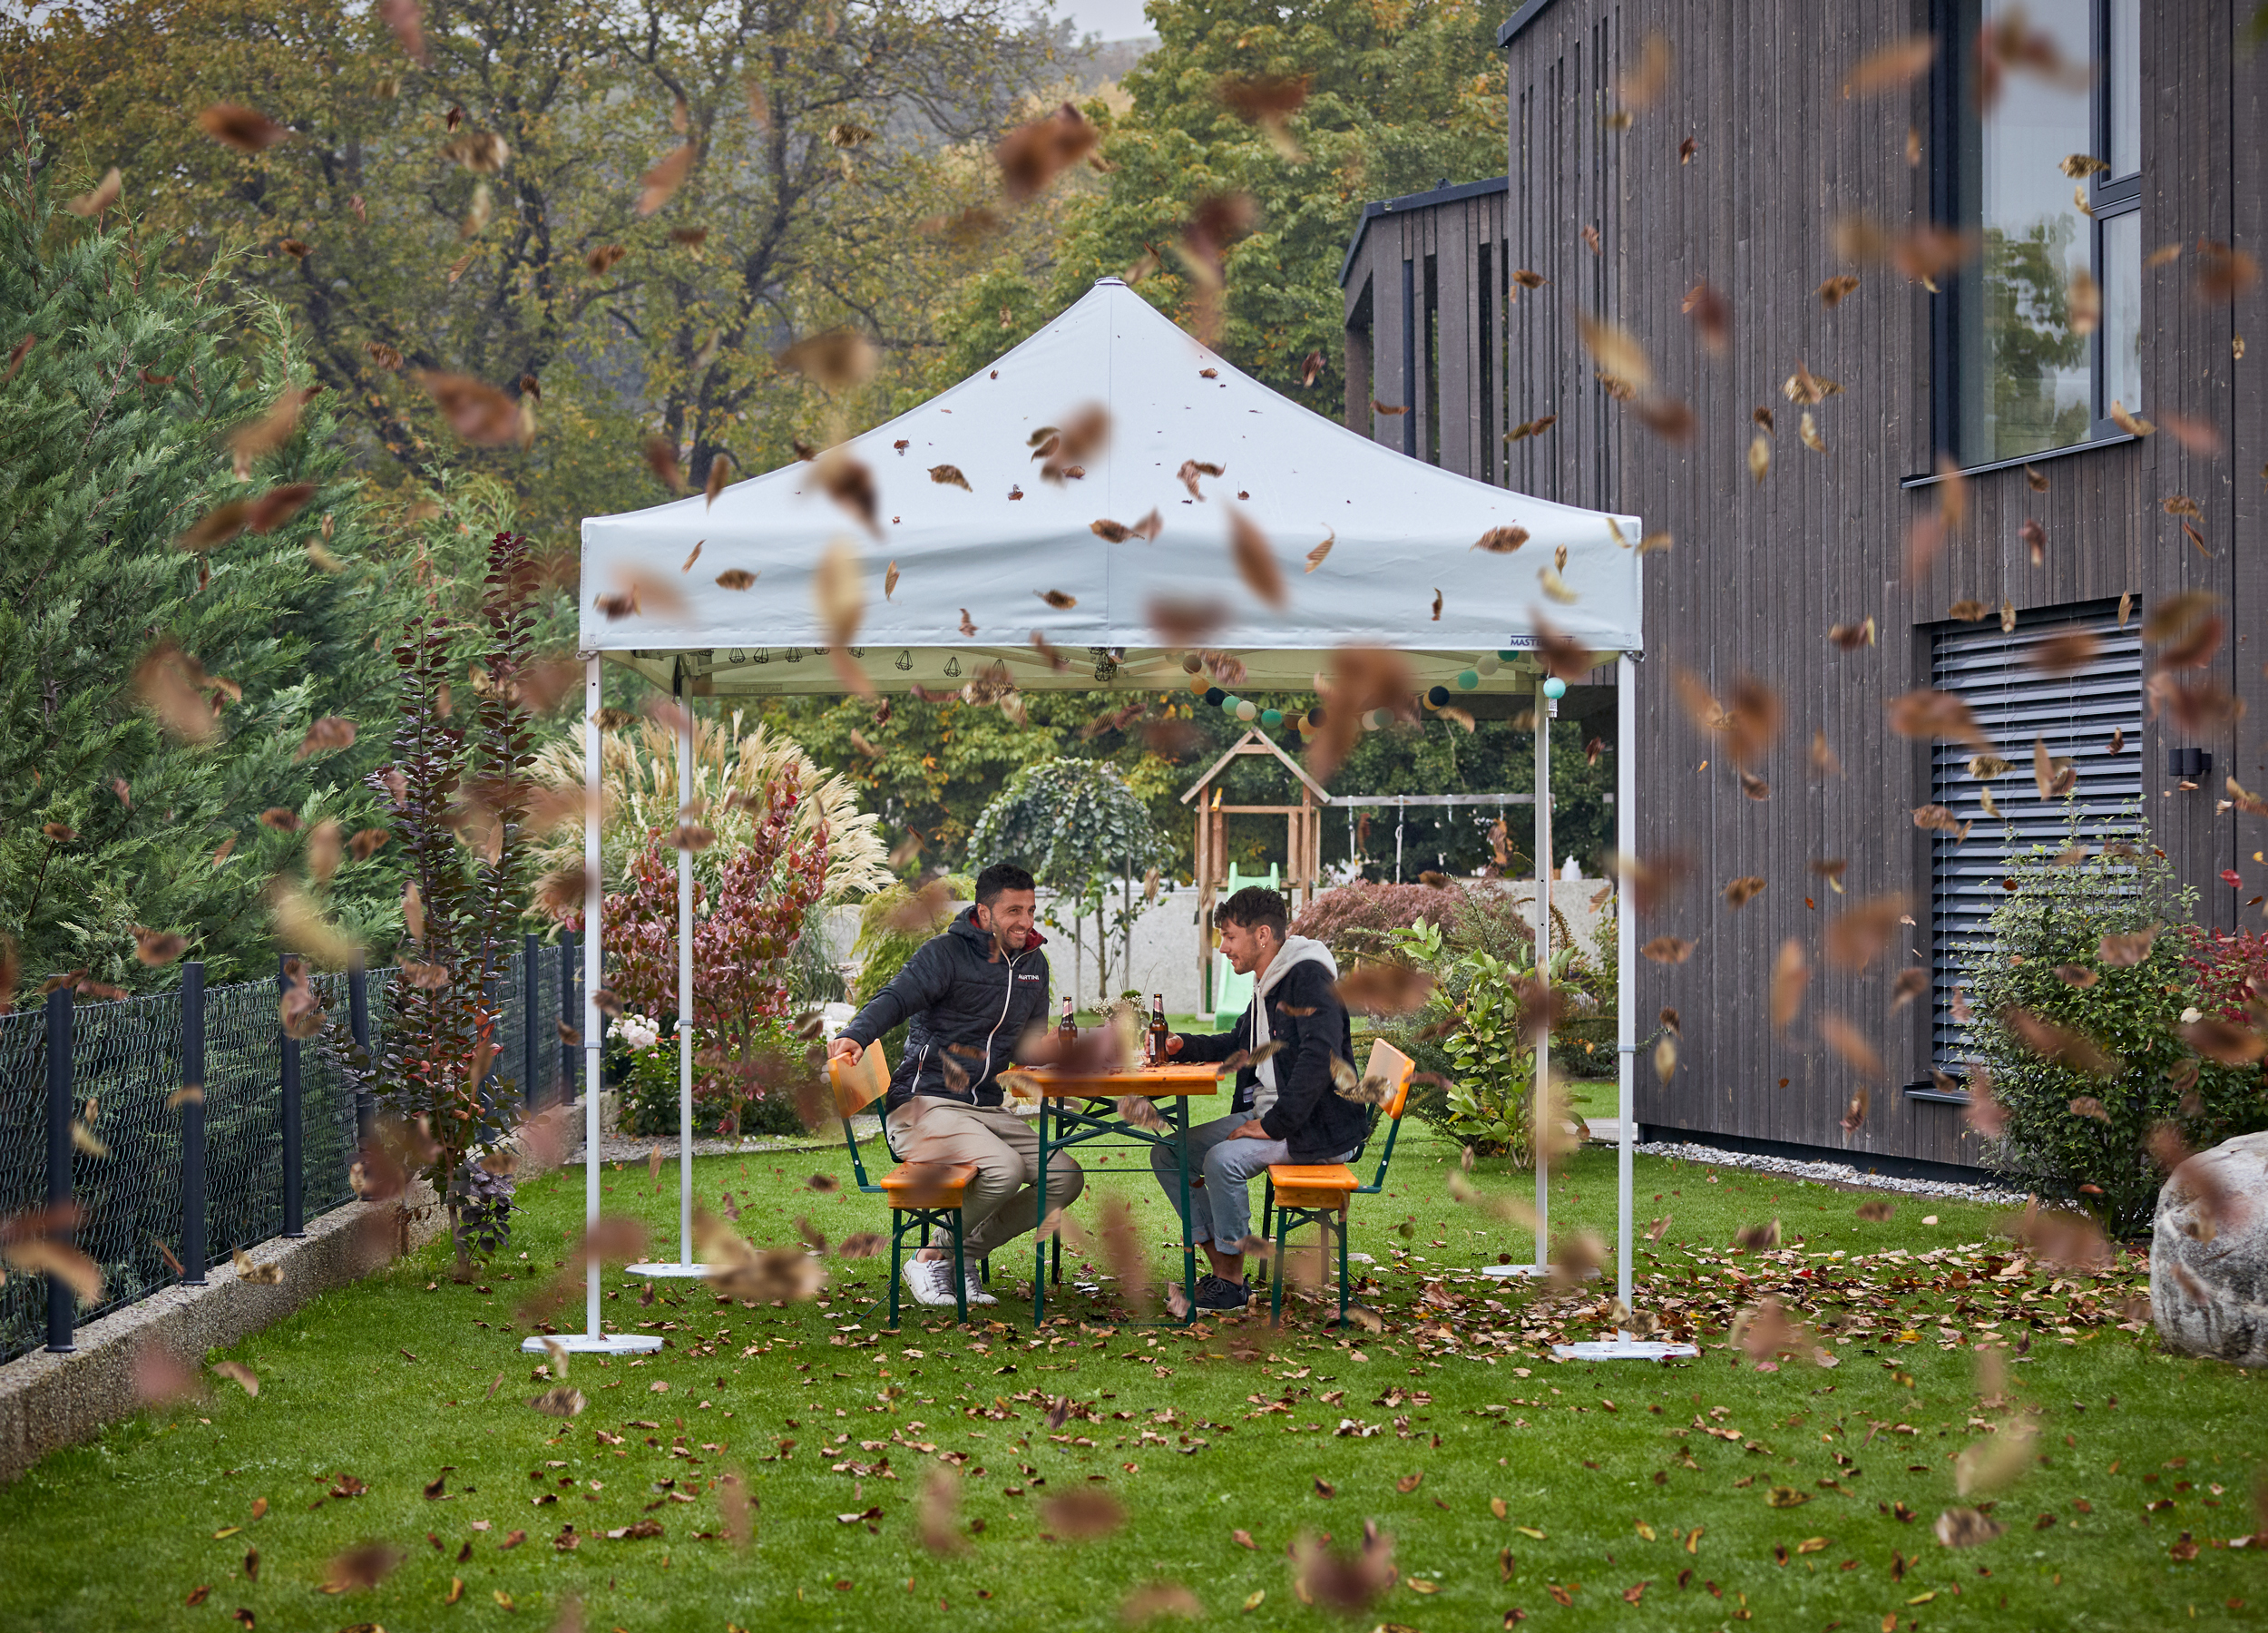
198, 104, 288, 153
1578, 312, 1651, 393
1681, 281, 1730, 353
636, 143, 696, 217
642, 435, 683, 492
1228, 509, 1286, 609
419, 373, 522, 446
64, 167, 122, 217
1092, 511, 1163, 543
1771, 939, 1808, 1032
996, 103, 1098, 200
817, 448, 880, 536
814, 540, 865, 647
225, 387, 311, 479
777, 328, 877, 392
1842, 34, 1938, 96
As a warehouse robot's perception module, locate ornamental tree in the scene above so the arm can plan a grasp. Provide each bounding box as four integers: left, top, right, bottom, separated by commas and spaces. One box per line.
967, 758, 1172, 1004
570, 768, 828, 1132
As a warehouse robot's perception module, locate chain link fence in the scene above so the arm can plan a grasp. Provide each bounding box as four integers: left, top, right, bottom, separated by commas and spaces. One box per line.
0, 935, 578, 1366
0, 1006, 54, 1367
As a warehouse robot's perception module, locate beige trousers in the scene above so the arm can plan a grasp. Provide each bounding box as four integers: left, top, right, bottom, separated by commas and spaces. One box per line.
885, 1099, 1086, 1261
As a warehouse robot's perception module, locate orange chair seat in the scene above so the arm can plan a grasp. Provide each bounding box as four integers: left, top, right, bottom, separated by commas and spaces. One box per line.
879, 1160, 978, 1208
1268, 1162, 1359, 1209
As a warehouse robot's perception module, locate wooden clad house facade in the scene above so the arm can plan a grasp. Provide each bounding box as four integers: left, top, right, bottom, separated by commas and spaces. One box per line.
1342, 0, 2268, 1171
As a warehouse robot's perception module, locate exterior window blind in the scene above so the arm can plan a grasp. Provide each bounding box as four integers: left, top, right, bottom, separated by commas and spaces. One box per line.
1929, 601, 2144, 1068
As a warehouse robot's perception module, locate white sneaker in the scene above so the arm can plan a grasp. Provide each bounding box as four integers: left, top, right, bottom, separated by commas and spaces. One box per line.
963, 1267, 998, 1306
901, 1258, 955, 1306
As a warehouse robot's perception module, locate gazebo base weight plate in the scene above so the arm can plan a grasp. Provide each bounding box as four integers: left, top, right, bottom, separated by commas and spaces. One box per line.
624, 1262, 717, 1278
1479, 1264, 1600, 1279
1550, 1335, 1699, 1361
520, 1332, 664, 1354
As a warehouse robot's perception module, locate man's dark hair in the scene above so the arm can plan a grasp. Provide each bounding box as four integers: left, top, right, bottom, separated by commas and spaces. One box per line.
1217, 885, 1288, 944
973, 862, 1037, 906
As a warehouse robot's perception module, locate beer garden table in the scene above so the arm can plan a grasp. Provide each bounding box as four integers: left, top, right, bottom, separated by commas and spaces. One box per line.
1022, 1061, 1221, 1326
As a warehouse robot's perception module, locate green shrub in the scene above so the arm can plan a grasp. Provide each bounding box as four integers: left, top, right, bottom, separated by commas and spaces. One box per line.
849, 874, 973, 1065
1373, 917, 1592, 1160
1965, 824, 2268, 1234
616, 1013, 807, 1139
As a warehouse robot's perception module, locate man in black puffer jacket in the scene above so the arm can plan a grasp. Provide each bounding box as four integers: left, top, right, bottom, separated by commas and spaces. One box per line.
829, 863, 1084, 1309
1150, 885, 1364, 1313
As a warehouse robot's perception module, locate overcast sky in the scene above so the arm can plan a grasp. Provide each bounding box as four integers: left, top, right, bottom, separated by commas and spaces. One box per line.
1054, 0, 1155, 41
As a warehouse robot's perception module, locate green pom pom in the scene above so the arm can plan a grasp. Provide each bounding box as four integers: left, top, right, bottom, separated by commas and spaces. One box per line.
1260, 708, 1283, 728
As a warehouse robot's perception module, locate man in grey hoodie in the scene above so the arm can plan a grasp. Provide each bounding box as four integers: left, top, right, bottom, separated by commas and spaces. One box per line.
1149, 886, 1364, 1313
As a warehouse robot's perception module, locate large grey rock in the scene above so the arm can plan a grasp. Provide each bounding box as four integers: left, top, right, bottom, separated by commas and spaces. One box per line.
2151, 1129, 2268, 1366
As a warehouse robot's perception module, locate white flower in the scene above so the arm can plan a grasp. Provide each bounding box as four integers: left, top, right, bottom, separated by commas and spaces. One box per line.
2180, 1006, 2202, 1025
611, 1012, 661, 1051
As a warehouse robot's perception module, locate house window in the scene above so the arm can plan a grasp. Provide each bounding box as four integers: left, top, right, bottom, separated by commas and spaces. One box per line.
1940, 0, 2142, 468
1926, 601, 2142, 1069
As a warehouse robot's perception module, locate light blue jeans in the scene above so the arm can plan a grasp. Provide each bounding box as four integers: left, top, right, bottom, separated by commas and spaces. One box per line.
1149, 1114, 1353, 1248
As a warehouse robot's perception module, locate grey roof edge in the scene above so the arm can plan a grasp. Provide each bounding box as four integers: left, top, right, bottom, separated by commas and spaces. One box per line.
1496, 0, 1563, 47
1336, 174, 1513, 288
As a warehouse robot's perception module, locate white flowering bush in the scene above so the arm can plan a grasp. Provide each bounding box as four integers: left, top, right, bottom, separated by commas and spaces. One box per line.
611, 1011, 662, 1052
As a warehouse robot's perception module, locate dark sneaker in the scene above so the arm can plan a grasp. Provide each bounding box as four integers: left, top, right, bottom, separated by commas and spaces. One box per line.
1193, 1274, 1250, 1313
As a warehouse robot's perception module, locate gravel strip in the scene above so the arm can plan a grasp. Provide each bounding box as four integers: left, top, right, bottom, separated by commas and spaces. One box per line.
1632, 1139, 2032, 1206
566, 1118, 877, 1166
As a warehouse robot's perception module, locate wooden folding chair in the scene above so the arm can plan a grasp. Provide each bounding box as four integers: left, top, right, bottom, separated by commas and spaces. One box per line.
1262, 1040, 1415, 1326
830, 1040, 977, 1327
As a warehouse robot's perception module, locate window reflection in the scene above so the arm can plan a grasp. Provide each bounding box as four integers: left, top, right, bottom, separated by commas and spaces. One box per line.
1954, 0, 2095, 466
2108, 0, 2140, 177
2101, 210, 2142, 421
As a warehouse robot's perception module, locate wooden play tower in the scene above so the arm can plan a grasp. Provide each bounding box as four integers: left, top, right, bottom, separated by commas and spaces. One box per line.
1178, 728, 1329, 1006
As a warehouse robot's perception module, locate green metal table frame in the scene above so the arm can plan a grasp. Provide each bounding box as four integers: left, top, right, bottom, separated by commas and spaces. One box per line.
1029, 1090, 1212, 1326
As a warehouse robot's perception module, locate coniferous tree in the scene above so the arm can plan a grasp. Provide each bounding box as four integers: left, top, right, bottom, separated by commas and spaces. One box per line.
0, 112, 397, 1000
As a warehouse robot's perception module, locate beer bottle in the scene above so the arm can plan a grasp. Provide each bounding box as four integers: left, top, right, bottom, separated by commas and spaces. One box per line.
1147, 993, 1169, 1066
1058, 996, 1077, 1047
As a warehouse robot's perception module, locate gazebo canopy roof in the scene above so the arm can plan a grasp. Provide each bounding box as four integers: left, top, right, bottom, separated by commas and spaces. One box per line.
580, 278, 1642, 699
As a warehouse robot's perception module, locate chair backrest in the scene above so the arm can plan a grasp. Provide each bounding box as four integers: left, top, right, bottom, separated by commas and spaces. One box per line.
829, 1040, 891, 1186
1365, 1039, 1416, 1120
830, 1039, 890, 1118
1356, 1038, 1416, 1193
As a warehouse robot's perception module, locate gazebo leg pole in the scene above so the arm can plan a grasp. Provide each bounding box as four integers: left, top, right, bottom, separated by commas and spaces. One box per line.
631, 667, 709, 1280
1481, 670, 1551, 1284
1532, 670, 1550, 1271
1617, 650, 1635, 1320
1553, 651, 1696, 1361
527, 655, 660, 1356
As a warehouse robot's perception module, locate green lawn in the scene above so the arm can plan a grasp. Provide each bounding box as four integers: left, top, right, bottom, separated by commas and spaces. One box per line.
2, 1123, 2260, 1631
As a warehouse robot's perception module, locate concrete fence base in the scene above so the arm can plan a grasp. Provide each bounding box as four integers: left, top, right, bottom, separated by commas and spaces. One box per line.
0, 1100, 587, 1484
0, 1183, 444, 1483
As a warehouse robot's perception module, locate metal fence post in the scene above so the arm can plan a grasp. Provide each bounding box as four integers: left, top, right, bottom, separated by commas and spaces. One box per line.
347, 956, 372, 1145
559, 932, 577, 1103
523, 932, 542, 1110
44, 988, 74, 1354
279, 953, 304, 1238
181, 962, 208, 1286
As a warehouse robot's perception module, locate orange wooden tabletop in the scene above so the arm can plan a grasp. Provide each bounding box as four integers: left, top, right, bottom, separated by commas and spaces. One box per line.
1022, 1062, 1221, 1098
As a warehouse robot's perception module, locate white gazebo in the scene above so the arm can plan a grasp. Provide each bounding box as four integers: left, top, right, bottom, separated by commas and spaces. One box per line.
546, 277, 1680, 1360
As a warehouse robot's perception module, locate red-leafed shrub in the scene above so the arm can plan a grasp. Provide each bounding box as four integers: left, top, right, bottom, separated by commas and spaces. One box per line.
1966, 832, 2268, 1234
1290, 880, 1469, 965
569, 768, 827, 1133
2184, 926, 2268, 1024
